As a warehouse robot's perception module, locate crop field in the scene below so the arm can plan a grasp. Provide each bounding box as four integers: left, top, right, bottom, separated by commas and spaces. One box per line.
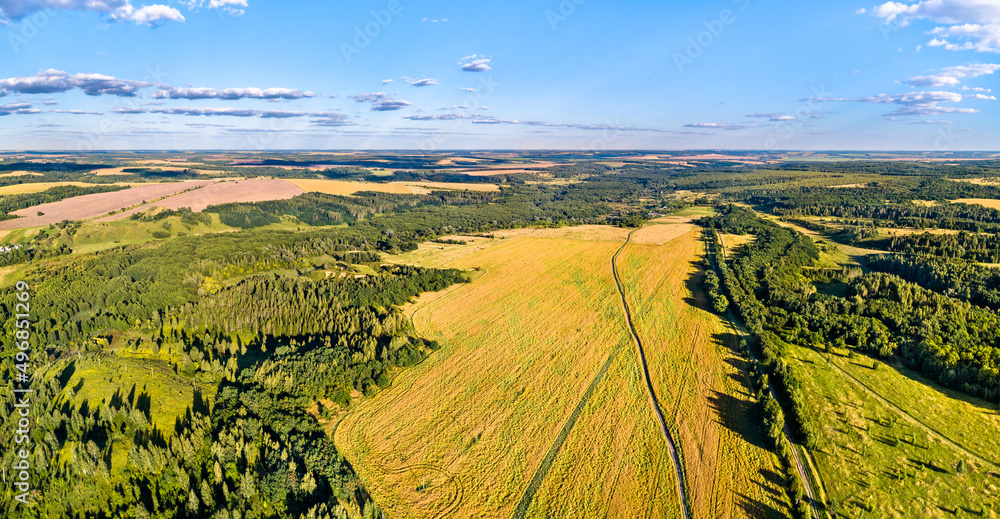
951, 198, 1000, 210
618, 224, 790, 519
787, 343, 1000, 518
337, 223, 785, 519
102, 179, 305, 219
337, 228, 686, 518
0, 181, 96, 195
0, 180, 214, 229
288, 178, 500, 195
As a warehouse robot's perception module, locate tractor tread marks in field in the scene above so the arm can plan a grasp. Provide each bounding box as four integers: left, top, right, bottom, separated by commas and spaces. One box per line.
612, 230, 693, 519
384, 464, 465, 519
509, 348, 620, 519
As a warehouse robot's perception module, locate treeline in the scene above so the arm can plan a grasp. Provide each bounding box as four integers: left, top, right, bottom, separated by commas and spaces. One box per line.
866, 254, 1000, 310
0, 244, 71, 268
874, 231, 1000, 263
703, 206, 1000, 405
700, 206, 820, 449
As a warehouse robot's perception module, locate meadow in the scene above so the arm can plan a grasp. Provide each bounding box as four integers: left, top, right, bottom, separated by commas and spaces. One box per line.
788, 343, 1000, 518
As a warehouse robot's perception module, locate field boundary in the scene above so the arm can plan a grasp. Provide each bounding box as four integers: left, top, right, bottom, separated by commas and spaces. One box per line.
612, 229, 693, 519
707, 233, 825, 519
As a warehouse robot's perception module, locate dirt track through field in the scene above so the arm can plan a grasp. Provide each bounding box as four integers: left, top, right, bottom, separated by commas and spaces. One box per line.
612, 230, 693, 519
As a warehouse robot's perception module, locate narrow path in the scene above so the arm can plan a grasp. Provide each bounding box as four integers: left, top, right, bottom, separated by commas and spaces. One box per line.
612, 230, 693, 519
829, 360, 999, 468
707, 236, 824, 519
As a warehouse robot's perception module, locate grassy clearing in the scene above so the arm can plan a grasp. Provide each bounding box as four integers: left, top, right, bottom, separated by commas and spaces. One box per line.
787, 344, 1000, 518
57, 354, 216, 440
337, 229, 685, 518
619, 229, 791, 519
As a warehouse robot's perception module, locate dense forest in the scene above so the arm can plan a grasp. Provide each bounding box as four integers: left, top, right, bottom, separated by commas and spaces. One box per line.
703, 206, 1000, 406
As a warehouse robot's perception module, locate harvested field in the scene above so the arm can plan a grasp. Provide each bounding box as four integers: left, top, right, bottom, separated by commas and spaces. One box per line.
338, 226, 784, 518
0, 171, 44, 178
0, 181, 213, 229
100, 179, 305, 220
632, 221, 697, 245
337, 232, 677, 518
288, 179, 499, 196
288, 179, 422, 195
618, 230, 790, 518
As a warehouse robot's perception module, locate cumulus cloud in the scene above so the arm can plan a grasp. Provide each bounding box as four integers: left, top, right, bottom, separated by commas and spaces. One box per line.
124, 4, 185, 26
349, 92, 390, 103
804, 89, 993, 116
349, 92, 411, 111
870, 0, 1000, 52
153, 86, 315, 100
0, 0, 255, 25
407, 78, 439, 87
184, 0, 247, 16
0, 102, 39, 115
459, 55, 492, 72
905, 63, 1000, 86
371, 100, 412, 111
0, 69, 150, 96
745, 112, 799, 121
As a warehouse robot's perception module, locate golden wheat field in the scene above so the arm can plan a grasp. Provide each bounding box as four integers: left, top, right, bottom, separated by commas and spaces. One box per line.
618, 226, 790, 518
337, 223, 787, 518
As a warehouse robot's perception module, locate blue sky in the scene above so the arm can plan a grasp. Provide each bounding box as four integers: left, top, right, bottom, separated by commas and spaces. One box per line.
0, 0, 997, 150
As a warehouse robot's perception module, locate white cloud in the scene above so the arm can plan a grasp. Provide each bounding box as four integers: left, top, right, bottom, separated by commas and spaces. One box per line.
870, 0, 1000, 52
459, 55, 492, 72
110, 106, 350, 124
683, 122, 748, 130
381, 79, 394, 84
0, 102, 39, 115
805, 89, 992, 116
407, 78, 439, 87
126, 4, 184, 26
52, 109, 103, 115
348, 92, 411, 111
184, 0, 247, 16
0, 69, 149, 96
905, 63, 1000, 86
928, 23, 1000, 52
153, 86, 315, 100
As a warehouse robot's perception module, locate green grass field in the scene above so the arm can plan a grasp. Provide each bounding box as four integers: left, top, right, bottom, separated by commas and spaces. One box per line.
787, 343, 1000, 518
